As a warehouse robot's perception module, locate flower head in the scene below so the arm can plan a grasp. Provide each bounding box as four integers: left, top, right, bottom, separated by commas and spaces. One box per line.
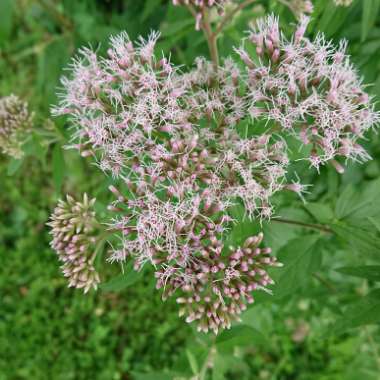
0, 95, 33, 158
52, 31, 188, 178
236, 15, 380, 171
48, 194, 100, 293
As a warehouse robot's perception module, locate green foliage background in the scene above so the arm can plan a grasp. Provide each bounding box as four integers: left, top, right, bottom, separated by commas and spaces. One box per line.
1, 0, 380, 379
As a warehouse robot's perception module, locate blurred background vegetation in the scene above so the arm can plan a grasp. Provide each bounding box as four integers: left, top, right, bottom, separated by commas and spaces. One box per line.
1, 0, 380, 379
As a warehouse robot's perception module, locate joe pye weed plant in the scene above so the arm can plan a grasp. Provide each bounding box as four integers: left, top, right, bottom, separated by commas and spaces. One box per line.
49, 1, 379, 333
3, 0, 380, 378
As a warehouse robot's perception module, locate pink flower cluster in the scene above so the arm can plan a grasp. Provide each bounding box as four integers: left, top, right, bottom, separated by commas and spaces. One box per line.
52, 15, 379, 332
53, 32, 189, 178
236, 15, 379, 171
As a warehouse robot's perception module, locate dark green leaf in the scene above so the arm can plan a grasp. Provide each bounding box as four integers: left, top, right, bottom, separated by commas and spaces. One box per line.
0, 0, 13, 44
141, 0, 162, 22
275, 235, 321, 297
331, 223, 380, 259
334, 289, 380, 334
216, 325, 265, 353
305, 202, 334, 223
335, 265, 380, 282
335, 185, 357, 219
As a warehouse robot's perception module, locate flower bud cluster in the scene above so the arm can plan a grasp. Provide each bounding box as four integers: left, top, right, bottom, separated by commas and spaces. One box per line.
0, 95, 33, 158
108, 183, 280, 333
236, 15, 379, 171
48, 194, 100, 293
158, 232, 280, 334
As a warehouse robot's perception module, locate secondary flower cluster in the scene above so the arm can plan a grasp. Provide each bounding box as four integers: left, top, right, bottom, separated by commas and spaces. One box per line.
48, 194, 100, 293
159, 232, 281, 333
50, 15, 379, 332
0, 94, 33, 158
235, 15, 379, 171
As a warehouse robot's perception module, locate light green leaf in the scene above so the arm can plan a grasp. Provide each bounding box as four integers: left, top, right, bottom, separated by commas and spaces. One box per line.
186, 349, 199, 375
362, 0, 380, 41
7, 158, 22, 176
368, 216, 380, 233
100, 263, 143, 292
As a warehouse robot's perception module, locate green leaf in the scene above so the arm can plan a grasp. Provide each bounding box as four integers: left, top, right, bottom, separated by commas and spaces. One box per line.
368, 216, 380, 233
275, 235, 321, 297
0, 0, 13, 44
335, 179, 380, 221
23, 134, 48, 165
52, 144, 65, 192
160, 19, 194, 37
141, 0, 162, 22
7, 158, 22, 176
317, 1, 350, 37
305, 202, 334, 223
334, 289, 380, 334
186, 349, 199, 375
216, 325, 265, 353
335, 185, 357, 219
100, 263, 143, 292
335, 266, 380, 282
212, 354, 237, 380
331, 223, 380, 259
362, 0, 380, 41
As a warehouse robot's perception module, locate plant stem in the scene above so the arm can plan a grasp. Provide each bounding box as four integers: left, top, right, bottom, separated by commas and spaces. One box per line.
272, 217, 333, 234
312, 273, 337, 293
214, 0, 257, 36
199, 342, 216, 380
202, 9, 220, 69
